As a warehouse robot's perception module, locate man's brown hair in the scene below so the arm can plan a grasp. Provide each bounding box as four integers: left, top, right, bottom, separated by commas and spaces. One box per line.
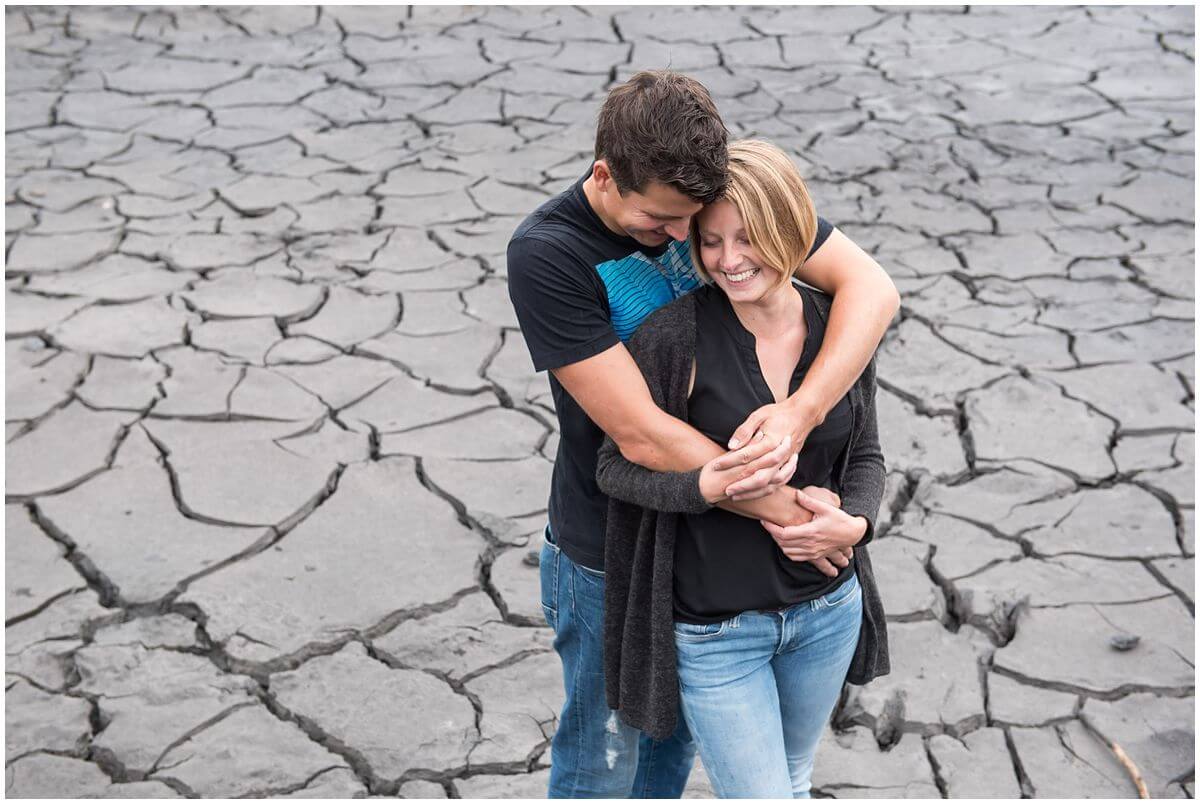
594, 70, 729, 204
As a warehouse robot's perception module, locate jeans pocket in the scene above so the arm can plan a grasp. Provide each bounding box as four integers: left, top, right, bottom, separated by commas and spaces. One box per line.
539, 535, 558, 630
543, 524, 561, 553
820, 573, 861, 609
571, 560, 605, 606
673, 619, 728, 642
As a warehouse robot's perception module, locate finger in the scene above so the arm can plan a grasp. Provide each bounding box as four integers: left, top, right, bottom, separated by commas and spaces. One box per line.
794, 488, 838, 516
732, 435, 792, 478
826, 550, 850, 569
728, 487, 775, 502
724, 465, 779, 498
772, 453, 799, 487
801, 485, 840, 508
709, 432, 777, 471
841, 546, 854, 561
761, 520, 786, 540
773, 528, 822, 546
808, 557, 838, 577
761, 519, 820, 543
765, 519, 820, 541
728, 407, 772, 450
746, 433, 791, 467
780, 548, 814, 562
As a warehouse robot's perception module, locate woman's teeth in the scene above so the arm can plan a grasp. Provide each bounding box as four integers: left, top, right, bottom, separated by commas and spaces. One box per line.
725, 267, 760, 284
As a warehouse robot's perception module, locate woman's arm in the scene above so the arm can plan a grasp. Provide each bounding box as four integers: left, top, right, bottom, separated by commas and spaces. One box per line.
836, 358, 885, 545
595, 432, 711, 514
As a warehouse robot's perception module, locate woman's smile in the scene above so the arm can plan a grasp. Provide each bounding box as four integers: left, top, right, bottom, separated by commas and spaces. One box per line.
722, 266, 761, 285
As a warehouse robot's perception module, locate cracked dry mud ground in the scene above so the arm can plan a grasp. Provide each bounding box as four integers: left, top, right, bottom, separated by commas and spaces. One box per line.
3, 4, 1194, 799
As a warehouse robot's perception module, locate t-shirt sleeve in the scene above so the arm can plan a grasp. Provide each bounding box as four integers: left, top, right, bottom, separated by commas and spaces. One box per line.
806, 215, 835, 259
506, 235, 619, 372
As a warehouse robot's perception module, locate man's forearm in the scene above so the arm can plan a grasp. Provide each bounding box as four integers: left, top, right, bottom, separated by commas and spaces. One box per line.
715, 484, 802, 523
790, 279, 898, 424
627, 408, 725, 471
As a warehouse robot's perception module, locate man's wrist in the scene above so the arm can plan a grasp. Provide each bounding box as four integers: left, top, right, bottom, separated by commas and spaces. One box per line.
785, 391, 827, 428
848, 516, 869, 545
719, 483, 795, 522
762, 486, 814, 526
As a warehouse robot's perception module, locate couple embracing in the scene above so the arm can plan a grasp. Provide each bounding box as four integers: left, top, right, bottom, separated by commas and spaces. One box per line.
507, 70, 896, 798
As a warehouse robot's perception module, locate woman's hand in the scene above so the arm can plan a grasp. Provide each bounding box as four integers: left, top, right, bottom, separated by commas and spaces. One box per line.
760, 489, 867, 563
785, 486, 853, 575
700, 434, 797, 503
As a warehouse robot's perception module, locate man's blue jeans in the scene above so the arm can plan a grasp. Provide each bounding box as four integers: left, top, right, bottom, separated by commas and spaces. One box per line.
674, 571, 863, 798
539, 528, 696, 798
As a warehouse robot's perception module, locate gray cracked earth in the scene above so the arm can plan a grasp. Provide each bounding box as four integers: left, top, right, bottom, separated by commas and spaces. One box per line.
4, 4, 1195, 799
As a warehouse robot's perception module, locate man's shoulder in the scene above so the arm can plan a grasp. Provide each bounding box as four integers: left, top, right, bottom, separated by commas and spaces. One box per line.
507, 228, 574, 267
508, 181, 593, 256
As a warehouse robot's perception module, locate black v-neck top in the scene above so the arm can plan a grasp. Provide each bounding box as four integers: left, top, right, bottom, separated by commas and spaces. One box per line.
673, 282, 855, 624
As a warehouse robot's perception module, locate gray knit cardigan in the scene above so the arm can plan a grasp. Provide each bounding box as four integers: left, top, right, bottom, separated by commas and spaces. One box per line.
595, 284, 890, 741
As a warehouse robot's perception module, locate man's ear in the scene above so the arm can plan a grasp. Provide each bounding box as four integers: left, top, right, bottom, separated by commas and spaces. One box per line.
592, 159, 613, 192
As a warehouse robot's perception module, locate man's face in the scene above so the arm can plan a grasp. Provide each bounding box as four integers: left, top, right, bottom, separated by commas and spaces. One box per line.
604, 177, 703, 248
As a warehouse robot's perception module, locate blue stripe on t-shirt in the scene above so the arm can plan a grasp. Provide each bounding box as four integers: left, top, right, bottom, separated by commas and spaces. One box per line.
595, 241, 702, 342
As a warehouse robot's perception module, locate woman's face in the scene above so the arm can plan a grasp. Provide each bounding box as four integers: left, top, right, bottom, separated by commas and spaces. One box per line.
696, 199, 781, 303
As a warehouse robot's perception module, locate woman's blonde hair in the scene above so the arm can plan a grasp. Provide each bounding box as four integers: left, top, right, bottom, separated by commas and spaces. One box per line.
689, 139, 819, 292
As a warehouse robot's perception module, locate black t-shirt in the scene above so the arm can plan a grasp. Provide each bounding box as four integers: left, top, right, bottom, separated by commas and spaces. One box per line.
507, 169, 834, 571
674, 282, 854, 623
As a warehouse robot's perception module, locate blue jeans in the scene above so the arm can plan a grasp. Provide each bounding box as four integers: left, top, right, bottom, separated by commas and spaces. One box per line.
674, 572, 863, 798
539, 528, 696, 798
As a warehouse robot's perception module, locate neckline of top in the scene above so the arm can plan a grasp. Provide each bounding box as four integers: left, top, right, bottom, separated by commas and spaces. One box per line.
705, 281, 818, 358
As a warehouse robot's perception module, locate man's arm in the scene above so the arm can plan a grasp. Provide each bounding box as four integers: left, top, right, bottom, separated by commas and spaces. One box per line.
723, 228, 900, 457
554, 343, 770, 474
796, 229, 899, 421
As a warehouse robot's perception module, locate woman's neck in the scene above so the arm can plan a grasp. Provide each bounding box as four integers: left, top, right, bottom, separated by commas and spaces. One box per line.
728, 281, 803, 341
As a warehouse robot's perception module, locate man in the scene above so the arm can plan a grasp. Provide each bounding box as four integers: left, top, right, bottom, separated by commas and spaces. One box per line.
507, 70, 899, 798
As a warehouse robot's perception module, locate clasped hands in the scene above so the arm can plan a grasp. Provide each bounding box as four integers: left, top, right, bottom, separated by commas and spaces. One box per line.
697, 402, 866, 577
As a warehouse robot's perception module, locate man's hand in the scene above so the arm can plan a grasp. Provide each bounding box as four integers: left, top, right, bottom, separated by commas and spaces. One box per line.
700, 434, 797, 503
762, 489, 866, 565
727, 398, 822, 458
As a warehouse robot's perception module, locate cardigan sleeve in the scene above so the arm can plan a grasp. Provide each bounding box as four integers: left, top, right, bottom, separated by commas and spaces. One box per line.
596, 437, 711, 514
594, 298, 713, 515
839, 355, 885, 545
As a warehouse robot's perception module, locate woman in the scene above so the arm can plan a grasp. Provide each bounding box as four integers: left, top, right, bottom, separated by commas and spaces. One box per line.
596, 140, 889, 798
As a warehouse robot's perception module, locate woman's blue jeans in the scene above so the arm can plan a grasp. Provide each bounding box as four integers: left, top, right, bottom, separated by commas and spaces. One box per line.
674, 572, 863, 798
539, 528, 696, 798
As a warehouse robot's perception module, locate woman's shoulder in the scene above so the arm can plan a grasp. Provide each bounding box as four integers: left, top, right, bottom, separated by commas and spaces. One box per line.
627, 288, 702, 349
793, 279, 833, 314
